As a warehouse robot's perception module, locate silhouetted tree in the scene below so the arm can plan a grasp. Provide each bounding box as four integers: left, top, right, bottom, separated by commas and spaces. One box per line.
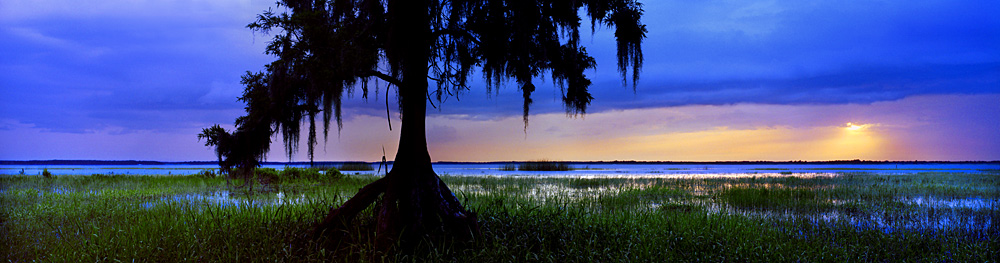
202, 0, 646, 251
199, 72, 274, 190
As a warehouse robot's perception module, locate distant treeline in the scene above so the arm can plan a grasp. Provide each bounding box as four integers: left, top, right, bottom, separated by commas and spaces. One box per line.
0, 160, 378, 166
3, 159, 997, 166
436, 160, 1000, 165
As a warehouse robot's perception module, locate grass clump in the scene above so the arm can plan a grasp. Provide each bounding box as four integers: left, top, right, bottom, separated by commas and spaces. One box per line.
324, 167, 345, 180
566, 177, 623, 188
499, 163, 517, 171
719, 187, 824, 210
228, 167, 346, 185
197, 169, 217, 178
278, 167, 349, 182
338, 162, 374, 171
278, 167, 310, 179
254, 167, 281, 184
518, 161, 572, 171
41, 168, 54, 178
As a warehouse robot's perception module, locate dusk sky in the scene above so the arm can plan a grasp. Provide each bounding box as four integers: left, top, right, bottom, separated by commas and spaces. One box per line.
1, 0, 998, 162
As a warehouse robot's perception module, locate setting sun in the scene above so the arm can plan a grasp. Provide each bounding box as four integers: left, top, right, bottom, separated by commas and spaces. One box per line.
846, 122, 865, 131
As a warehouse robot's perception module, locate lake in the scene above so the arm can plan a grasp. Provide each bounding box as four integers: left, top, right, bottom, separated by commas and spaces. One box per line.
0, 163, 1000, 178
2, 162, 997, 177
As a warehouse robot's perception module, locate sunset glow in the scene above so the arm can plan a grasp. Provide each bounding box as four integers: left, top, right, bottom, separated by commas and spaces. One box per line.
1, 1, 997, 161
3, 2, 999, 261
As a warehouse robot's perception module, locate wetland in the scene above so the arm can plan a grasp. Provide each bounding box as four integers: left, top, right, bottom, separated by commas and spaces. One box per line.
2, 165, 997, 262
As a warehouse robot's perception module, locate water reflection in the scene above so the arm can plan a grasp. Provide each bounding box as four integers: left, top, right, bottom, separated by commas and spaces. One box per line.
901, 196, 994, 209
723, 203, 995, 237
141, 190, 311, 209
452, 180, 997, 237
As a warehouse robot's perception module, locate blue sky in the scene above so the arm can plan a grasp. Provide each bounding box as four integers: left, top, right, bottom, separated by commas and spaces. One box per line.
1, 0, 998, 161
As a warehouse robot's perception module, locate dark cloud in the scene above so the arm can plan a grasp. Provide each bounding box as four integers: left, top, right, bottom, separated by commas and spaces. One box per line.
424, 0, 1000, 117
1, 0, 997, 135
1, 2, 273, 133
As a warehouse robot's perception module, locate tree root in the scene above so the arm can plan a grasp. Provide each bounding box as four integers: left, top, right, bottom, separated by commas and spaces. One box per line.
313, 171, 480, 255
314, 177, 389, 238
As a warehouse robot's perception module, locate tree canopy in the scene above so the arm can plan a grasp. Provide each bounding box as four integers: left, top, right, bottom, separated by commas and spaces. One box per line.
200, 0, 647, 250
224, 0, 646, 163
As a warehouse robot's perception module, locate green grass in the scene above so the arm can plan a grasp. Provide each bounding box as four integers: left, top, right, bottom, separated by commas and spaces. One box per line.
719, 187, 826, 210
2, 172, 997, 262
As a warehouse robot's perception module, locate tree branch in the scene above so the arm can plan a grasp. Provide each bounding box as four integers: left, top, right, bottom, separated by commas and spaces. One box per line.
426, 89, 438, 109
432, 28, 482, 45
384, 82, 392, 131
366, 70, 404, 88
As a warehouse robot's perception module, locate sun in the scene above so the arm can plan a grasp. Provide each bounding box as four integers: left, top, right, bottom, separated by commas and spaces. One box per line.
845, 122, 873, 132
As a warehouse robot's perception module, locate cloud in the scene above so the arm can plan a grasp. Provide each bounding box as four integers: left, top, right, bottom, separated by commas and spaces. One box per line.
1, 0, 274, 133
414, 94, 1000, 161
257, 94, 998, 162
2, 93, 996, 161
414, 0, 1000, 119
1, 0, 997, 151
0, 0, 262, 22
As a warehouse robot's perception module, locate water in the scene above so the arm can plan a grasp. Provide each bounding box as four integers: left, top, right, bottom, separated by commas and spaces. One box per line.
438, 163, 998, 177
143, 185, 995, 236
3, 162, 996, 176
140, 190, 315, 210
722, 197, 997, 236
6, 162, 996, 237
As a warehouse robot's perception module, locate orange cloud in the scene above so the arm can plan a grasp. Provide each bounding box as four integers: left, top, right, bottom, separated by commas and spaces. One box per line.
254, 94, 998, 162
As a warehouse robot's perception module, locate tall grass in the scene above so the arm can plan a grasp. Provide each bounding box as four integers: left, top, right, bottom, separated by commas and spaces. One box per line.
720, 187, 822, 210
499, 163, 517, 171
2, 171, 996, 262
518, 161, 572, 171
338, 162, 374, 171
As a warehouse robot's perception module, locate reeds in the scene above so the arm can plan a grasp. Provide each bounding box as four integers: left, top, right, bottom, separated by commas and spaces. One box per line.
499, 163, 517, 171
337, 162, 374, 171
518, 161, 572, 171
2, 171, 996, 262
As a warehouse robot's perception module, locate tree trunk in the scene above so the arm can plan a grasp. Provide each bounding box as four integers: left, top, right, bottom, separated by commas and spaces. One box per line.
314, 0, 479, 253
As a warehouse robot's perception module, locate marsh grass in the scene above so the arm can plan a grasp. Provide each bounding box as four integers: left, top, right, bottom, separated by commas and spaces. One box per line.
499, 163, 517, 171
720, 187, 823, 210
337, 162, 374, 171
2, 172, 997, 262
518, 161, 572, 171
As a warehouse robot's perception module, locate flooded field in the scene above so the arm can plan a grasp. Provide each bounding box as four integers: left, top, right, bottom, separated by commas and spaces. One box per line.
2, 168, 997, 261
445, 172, 998, 237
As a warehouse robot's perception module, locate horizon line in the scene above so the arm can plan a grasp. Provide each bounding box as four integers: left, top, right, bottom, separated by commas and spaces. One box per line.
3, 159, 999, 165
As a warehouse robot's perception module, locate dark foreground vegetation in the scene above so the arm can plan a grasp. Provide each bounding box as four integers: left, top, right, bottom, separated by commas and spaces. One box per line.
2, 171, 997, 262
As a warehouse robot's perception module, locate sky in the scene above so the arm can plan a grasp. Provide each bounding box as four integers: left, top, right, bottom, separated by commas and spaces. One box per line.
1, 0, 998, 162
